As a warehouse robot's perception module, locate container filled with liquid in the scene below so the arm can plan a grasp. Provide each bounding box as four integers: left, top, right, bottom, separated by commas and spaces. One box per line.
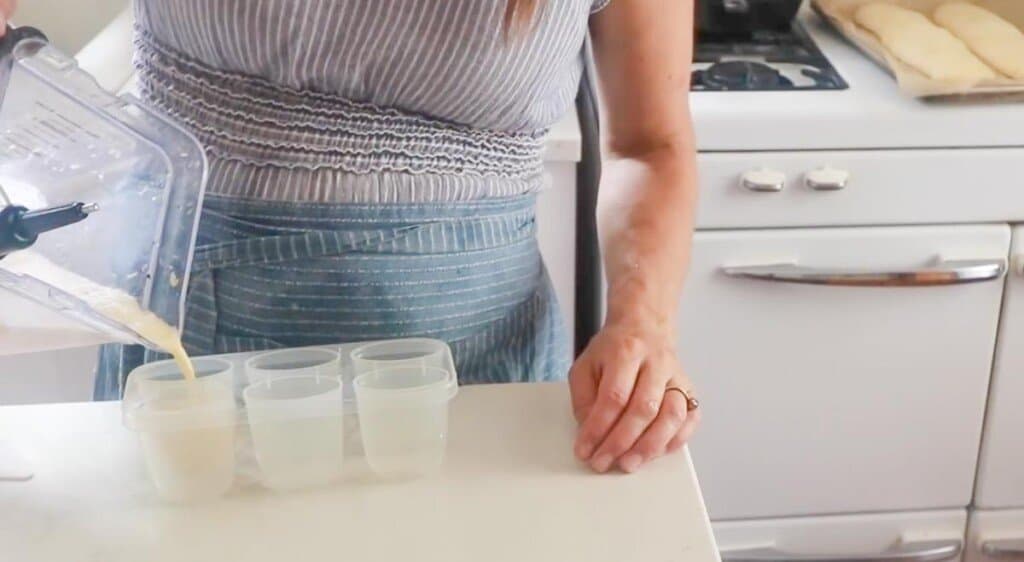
0, 25, 206, 355
121, 338, 459, 503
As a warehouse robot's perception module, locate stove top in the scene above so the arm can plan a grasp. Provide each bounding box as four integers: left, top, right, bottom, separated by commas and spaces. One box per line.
692, 22, 847, 91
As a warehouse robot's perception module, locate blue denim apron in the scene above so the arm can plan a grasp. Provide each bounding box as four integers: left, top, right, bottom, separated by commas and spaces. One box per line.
94, 194, 570, 399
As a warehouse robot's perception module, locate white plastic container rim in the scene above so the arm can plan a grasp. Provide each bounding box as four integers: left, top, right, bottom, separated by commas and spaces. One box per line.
242, 374, 344, 421
123, 357, 237, 432
353, 365, 459, 407
244, 347, 342, 383
349, 338, 453, 371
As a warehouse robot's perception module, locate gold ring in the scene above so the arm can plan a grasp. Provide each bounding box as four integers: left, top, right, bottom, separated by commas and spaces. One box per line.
666, 387, 699, 412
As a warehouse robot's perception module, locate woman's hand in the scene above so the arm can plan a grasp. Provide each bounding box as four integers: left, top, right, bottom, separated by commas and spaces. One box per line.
579, 0, 699, 474
570, 319, 699, 473
0, 0, 17, 36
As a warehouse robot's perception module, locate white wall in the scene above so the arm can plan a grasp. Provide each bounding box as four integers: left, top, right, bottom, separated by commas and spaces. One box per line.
13, 0, 128, 54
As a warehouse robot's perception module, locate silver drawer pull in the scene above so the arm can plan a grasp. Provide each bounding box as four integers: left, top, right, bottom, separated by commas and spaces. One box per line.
982, 539, 1024, 559
721, 539, 962, 562
722, 259, 1005, 287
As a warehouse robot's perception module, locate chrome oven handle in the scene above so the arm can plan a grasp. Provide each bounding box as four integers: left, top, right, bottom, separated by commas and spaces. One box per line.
982, 539, 1024, 560
721, 259, 1005, 287
721, 539, 962, 562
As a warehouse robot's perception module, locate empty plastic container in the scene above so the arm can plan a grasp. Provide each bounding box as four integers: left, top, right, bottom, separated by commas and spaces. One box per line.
354, 365, 458, 479
243, 375, 345, 492
350, 338, 454, 375
245, 347, 341, 386
123, 357, 236, 503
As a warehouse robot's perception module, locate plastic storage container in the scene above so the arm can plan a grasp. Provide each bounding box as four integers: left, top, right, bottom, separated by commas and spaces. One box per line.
354, 365, 458, 479
244, 375, 345, 491
124, 357, 236, 503
122, 338, 459, 502
0, 26, 206, 351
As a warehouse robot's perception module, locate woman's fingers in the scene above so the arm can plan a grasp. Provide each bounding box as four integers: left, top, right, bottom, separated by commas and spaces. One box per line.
618, 382, 692, 472
666, 406, 701, 454
587, 358, 671, 473
574, 351, 644, 463
568, 356, 598, 425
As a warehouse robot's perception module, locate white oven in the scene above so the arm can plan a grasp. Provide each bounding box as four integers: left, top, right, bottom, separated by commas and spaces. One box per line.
596, 144, 1024, 557
584, 6, 1024, 557
598, 144, 1019, 558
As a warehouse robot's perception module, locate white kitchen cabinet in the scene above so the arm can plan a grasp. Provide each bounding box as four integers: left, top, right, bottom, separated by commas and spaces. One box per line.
966, 510, 1024, 562
716, 509, 966, 562
974, 227, 1024, 509
679, 224, 1009, 520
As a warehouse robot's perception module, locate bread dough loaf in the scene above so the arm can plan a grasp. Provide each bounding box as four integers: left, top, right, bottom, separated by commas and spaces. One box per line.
934, 2, 1024, 79
854, 2, 997, 82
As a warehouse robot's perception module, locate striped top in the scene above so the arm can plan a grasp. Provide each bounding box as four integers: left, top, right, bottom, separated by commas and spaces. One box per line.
133, 0, 610, 202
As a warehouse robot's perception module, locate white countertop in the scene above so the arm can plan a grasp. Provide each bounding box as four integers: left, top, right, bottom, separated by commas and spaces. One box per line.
691, 9, 1024, 152
0, 382, 718, 562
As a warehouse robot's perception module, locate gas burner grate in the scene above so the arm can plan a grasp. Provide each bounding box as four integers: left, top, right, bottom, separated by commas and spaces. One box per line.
692, 22, 848, 91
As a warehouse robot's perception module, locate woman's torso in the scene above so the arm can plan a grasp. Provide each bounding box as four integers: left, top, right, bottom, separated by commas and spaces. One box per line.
133, 0, 606, 202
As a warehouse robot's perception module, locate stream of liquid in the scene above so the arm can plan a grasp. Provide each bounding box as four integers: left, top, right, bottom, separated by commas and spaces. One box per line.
1, 251, 196, 380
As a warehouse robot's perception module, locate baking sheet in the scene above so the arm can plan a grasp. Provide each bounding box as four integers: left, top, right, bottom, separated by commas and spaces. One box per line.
812, 0, 1024, 97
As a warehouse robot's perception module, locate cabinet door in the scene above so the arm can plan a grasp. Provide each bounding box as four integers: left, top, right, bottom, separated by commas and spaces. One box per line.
966, 510, 1024, 562
677, 225, 1009, 520
974, 227, 1024, 509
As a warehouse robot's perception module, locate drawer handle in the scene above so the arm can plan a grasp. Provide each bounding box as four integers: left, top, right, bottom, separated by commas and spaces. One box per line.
721, 539, 962, 562
722, 259, 1005, 287
982, 539, 1024, 559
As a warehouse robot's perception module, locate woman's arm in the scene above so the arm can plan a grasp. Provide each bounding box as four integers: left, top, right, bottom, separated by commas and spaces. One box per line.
570, 0, 699, 473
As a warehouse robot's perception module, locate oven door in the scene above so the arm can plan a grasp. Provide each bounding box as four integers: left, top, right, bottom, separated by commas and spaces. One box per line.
677, 224, 1009, 520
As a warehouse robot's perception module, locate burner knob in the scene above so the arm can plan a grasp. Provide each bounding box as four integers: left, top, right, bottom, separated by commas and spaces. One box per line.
740, 168, 786, 193
805, 167, 850, 191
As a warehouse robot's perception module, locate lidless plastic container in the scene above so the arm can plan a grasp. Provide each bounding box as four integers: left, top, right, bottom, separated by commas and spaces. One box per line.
244, 375, 345, 492
122, 339, 459, 503
0, 26, 206, 350
354, 365, 458, 479
124, 357, 237, 504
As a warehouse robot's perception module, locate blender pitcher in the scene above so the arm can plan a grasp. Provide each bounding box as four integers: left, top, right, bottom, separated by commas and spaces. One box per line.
0, 25, 207, 355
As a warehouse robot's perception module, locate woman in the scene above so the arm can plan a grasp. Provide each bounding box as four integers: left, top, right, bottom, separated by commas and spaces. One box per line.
1, 0, 699, 474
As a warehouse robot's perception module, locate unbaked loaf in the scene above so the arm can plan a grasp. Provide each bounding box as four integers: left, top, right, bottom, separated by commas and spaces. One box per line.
933, 2, 1024, 79
853, 2, 997, 82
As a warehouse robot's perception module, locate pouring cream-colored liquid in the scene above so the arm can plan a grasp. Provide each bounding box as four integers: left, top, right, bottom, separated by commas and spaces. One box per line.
0, 251, 195, 379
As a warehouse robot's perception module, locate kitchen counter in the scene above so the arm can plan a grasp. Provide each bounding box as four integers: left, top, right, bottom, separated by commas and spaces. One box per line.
0, 382, 718, 562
